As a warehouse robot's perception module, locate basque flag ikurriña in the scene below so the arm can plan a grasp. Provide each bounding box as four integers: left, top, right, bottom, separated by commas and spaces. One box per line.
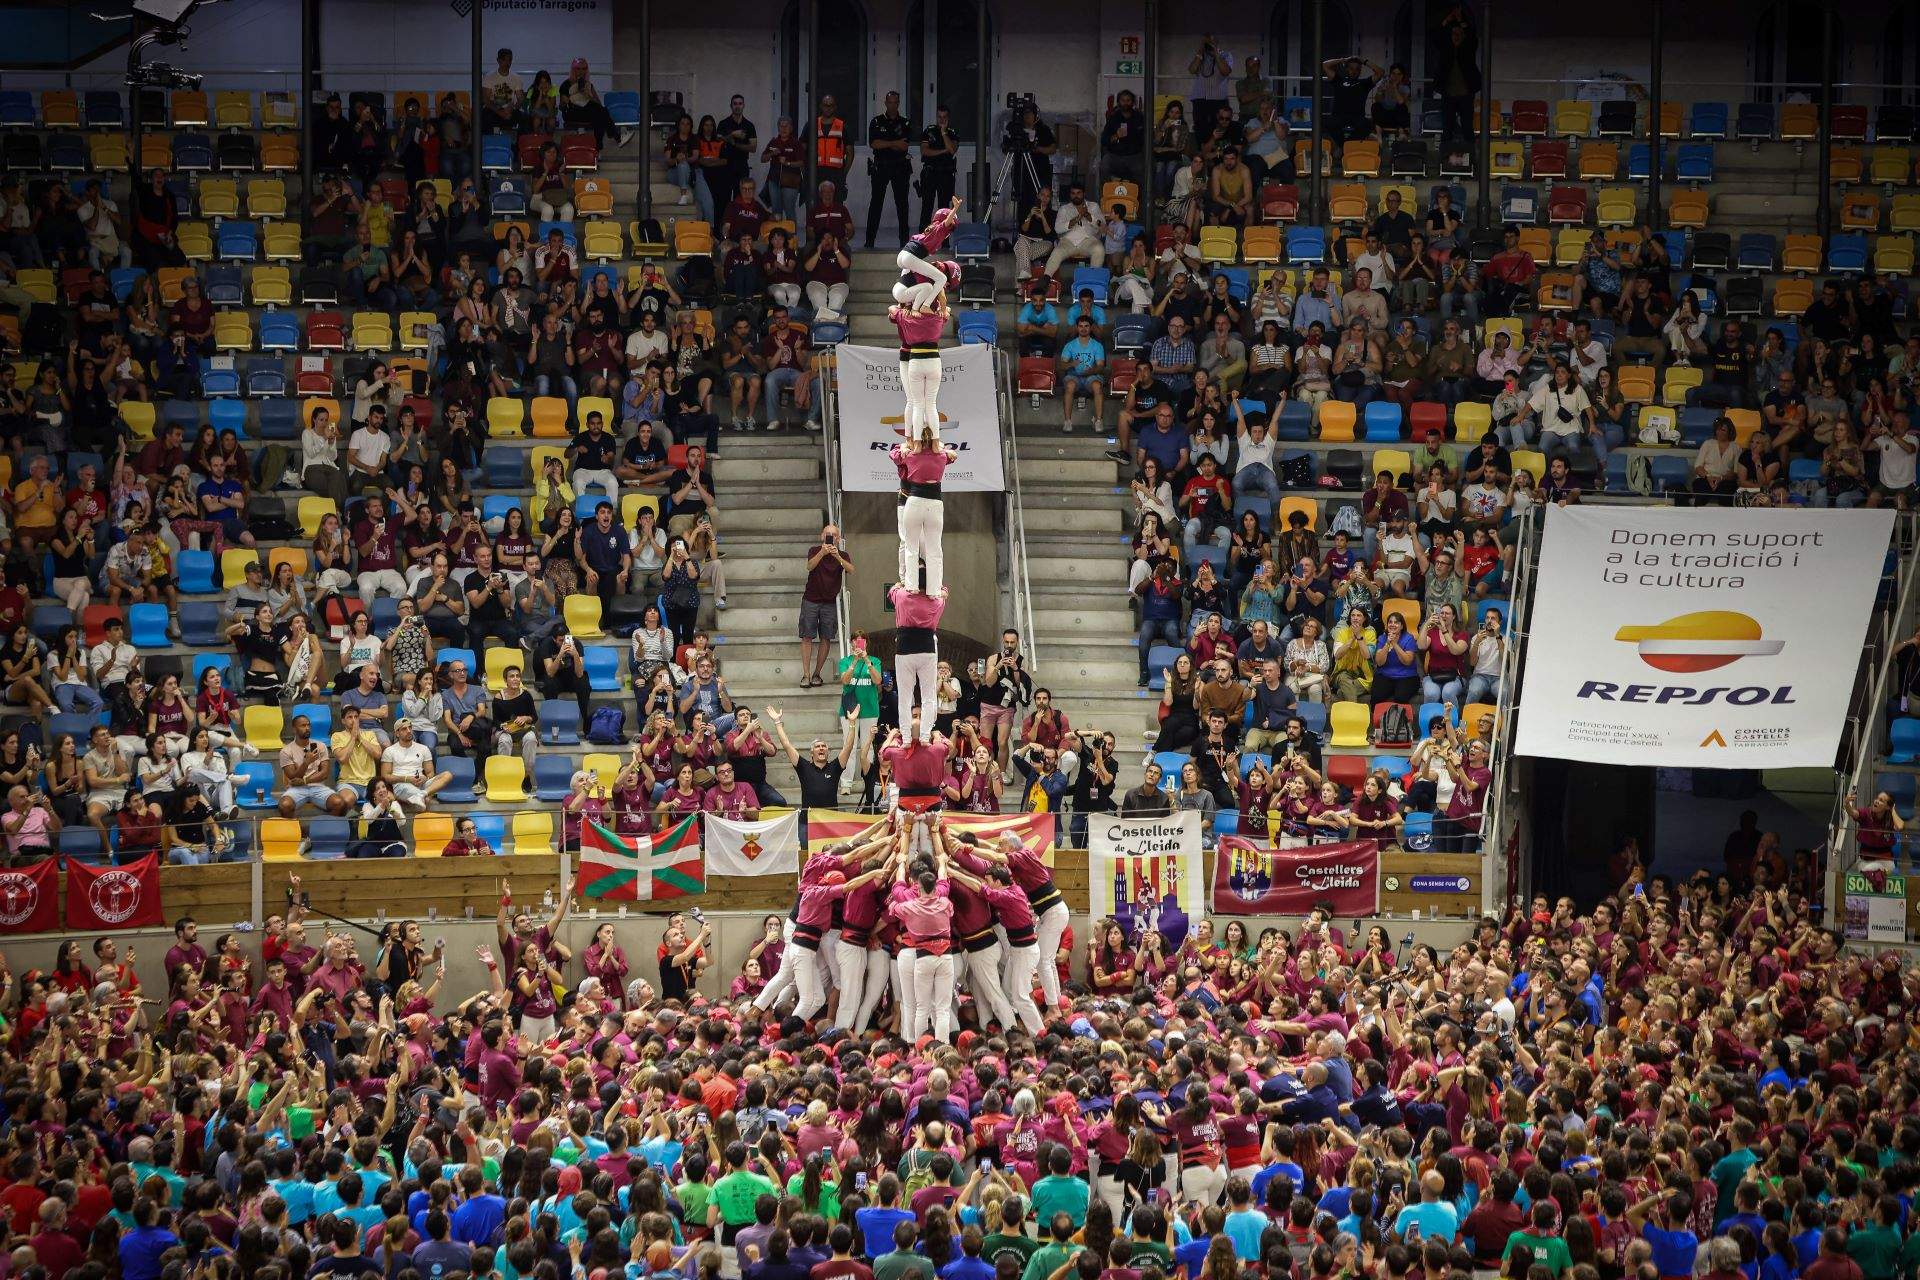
578, 816, 705, 901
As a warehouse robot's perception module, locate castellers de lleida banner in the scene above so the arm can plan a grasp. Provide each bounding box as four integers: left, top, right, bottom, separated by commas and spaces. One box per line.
1515, 506, 1893, 767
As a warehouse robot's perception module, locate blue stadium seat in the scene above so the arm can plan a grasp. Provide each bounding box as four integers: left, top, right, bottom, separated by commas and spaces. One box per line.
1649, 456, 1689, 493
308, 817, 352, 859
178, 602, 223, 646
1286, 226, 1326, 264
481, 494, 523, 526
1368, 755, 1410, 778
1275, 403, 1314, 442
1144, 645, 1184, 690
1110, 315, 1151, 351
1829, 234, 1869, 274
535, 220, 577, 248
1071, 266, 1110, 304
604, 92, 642, 129
259, 313, 300, 352
1876, 770, 1916, 809
257, 400, 299, 439
127, 604, 169, 648
1499, 186, 1538, 223
955, 312, 998, 345
584, 646, 621, 691
1679, 407, 1720, 446
369, 596, 401, 636
59, 828, 105, 862
1625, 143, 1655, 182
437, 647, 477, 675
215, 220, 259, 260
177, 549, 216, 593
110, 267, 146, 301
192, 653, 233, 685
209, 399, 247, 437
1889, 718, 1920, 764
480, 135, 513, 171
200, 360, 240, 398
235, 761, 277, 807
1473, 599, 1508, 631
1675, 144, 1715, 182
483, 446, 523, 489
1363, 402, 1403, 442
1735, 233, 1776, 272
1690, 101, 1729, 139
471, 813, 507, 854
84, 91, 125, 129
162, 401, 202, 432
1401, 811, 1434, 849
1233, 494, 1273, 529
1603, 454, 1630, 494
533, 755, 576, 800
539, 699, 582, 744
1238, 753, 1272, 778
1787, 458, 1822, 490
1295, 703, 1328, 737
29, 606, 71, 645
950, 221, 991, 258
1151, 751, 1189, 784
442, 756, 476, 793
1213, 266, 1250, 301
1418, 703, 1455, 737
490, 176, 529, 215
0, 91, 33, 127
290, 702, 332, 741
246, 355, 288, 397
48, 713, 99, 745
204, 264, 244, 304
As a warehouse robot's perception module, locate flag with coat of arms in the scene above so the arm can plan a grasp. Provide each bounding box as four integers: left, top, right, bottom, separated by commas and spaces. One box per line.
702, 811, 802, 876
578, 816, 705, 901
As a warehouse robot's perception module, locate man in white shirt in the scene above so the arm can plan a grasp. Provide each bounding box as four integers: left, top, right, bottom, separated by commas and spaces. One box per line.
1568, 318, 1607, 389
1350, 233, 1394, 295
481, 47, 526, 133
77, 180, 130, 270
1871, 412, 1918, 507
1044, 181, 1106, 276
346, 407, 393, 493
1341, 269, 1389, 335
1156, 224, 1205, 283
379, 720, 453, 810
88, 617, 139, 694
624, 311, 669, 369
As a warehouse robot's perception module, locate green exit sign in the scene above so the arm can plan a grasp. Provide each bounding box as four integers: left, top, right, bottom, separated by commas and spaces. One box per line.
1115, 59, 1143, 75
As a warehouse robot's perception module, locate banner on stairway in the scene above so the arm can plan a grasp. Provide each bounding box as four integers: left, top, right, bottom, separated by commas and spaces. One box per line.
1514, 506, 1893, 768
834, 344, 1006, 492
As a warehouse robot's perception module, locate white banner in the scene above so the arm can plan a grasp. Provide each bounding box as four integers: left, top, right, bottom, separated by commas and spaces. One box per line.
834, 344, 1006, 492
1088, 811, 1206, 930
1515, 506, 1893, 767
702, 811, 801, 877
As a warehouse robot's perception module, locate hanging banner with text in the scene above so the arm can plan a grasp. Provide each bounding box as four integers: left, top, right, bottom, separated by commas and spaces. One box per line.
1514, 506, 1893, 767
1212, 838, 1381, 916
834, 343, 1006, 492
1088, 812, 1206, 941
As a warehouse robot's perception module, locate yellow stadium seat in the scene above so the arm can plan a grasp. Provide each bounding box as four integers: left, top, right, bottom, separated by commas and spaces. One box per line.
261, 94, 298, 129
412, 813, 455, 857
1840, 191, 1881, 232
40, 90, 78, 128
1781, 234, 1823, 273
1463, 703, 1499, 738
512, 810, 554, 856
1482, 316, 1524, 348
630, 220, 668, 258
89, 134, 128, 170
171, 90, 210, 126
1875, 235, 1915, 276
582, 753, 622, 790
261, 817, 305, 861
1453, 402, 1491, 443
576, 395, 616, 429
264, 223, 302, 261
1892, 196, 1920, 234
486, 397, 525, 438
529, 396, 570, 438
1554, 100, 1592, 137
198, 178, 239, 218
1489, 141, 1524, 179
1552, 229, 1587, 266
1241, 226, 1281, 262
621, 493, 660, 527
1872, 147, 1912, 186
564, 594, 604, 638
1595, 186, 1637, 228
1318, 401, 1356, 442
213, 90, 252, 130
1726, 408, 1763, 446
1576, 141, 1618, 180
177, 221, 214, 260
1666, 190, 1709, 229
302, 398, 342, 430
1658, 102, 1683, 138
574, 176, 614, 218
1277, 496, 1317, 530
296, 496, 338, 538
398, 312, 434, 352
1380, 599, 1423, 634
261, 135, 299, 171
1617, 366, 1657, 403
1100, 179, 1140, 219
1340, 139, 1381, 178
1374, 449, 1412, 483
120, 401, 157, 441
529, 445, 567, 477
486, 757, 529, 803
267, 547, 310, 580
250, 265, 291, 306
1376, 184, 1417, 214
221, 548, 261, 587
247, 179, 288, 219
1516, 227, 1551, 262
1327, 183, 1368, 221
351, 313, 393, 351
140, 133, 172, 170
758, 219, 797, 245
1537, 271, 1576, 310
484, 645, 522, 694
1779, 103, 1817, 142
1661, 365, 1704, 406
1773, 279, 1813, 317
583, 221, 624, 261
673, 220, 713, 257
1511, 450, 1546, 482
15, 270, 54, 304
1329, 702, 1371, 749
1830, 147, 1864, 186
243, 704, 286, 751
213, 313, 252, 352
1197, 226, 1237, 263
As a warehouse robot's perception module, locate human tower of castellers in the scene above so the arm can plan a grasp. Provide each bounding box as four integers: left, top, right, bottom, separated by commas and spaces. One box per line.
747, 200, 1067, 1045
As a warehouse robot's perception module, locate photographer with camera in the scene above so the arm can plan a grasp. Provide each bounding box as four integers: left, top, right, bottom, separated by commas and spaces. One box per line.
463, 544, 521, 654
535, 624, 593, 725
1188, 35, 1237, 130
1066, 728, 1118, 850
1000, 99, 1056, 215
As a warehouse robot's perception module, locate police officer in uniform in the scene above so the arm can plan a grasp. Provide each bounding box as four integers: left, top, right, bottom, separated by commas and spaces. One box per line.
917, 105, 959, 230
865, 90, 915, 249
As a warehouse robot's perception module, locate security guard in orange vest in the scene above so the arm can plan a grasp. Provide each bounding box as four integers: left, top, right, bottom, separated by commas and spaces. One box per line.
808, 95, 849, 203
865, 90, 914, 249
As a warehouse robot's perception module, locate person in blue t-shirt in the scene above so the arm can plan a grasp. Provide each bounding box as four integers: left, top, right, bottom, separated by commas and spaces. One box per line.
1222, 1179, 1268, 1261
855, 1174, 918, 1260
195, 452, 254, 545
1017, 282, 1060, 358
1392, 1171, 1461, 1243
1629, 1187, 1700, 1280
1057, 317, 1107, 429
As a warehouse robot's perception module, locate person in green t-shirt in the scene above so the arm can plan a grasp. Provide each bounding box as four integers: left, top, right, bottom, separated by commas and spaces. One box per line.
1028, 1148, 1091, 1231
712, 1142, 778, 1233
1845, 1196, 1905, 1280
982, 1197, 1042, 1275
839, 644, 882, 725
1709, 1121, 1758, 1225
1019, 1214, 1082, 1280
676, 1157, 714, 1240
874, 1220, 936, 1280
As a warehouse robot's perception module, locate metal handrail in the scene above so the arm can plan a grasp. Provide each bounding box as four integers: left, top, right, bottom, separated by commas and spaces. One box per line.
994, 346, 1038, 672
817, 349, 850, 668
1478, 504, 1538, 914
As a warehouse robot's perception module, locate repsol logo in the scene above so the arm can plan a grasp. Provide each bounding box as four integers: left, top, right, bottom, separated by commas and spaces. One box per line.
1575, 682, 1796, 706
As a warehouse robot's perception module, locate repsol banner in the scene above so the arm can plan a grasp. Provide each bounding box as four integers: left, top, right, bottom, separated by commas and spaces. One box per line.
1515, 506, 1892, 767
835, 344, 1006, 492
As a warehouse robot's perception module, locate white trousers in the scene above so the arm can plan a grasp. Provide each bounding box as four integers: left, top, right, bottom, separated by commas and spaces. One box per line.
893, 248, 948, 310
790, 942, 828, 1022
896, 650, 939, 744
357, 569, 407, 600
897, 494, 944, 598
833, 936, 872, 1030
1034, 900, 1071, 1010
913, 951, 956, 1042
963, 941, 1017, 1031
1180, 1163, 1226, 1207
1044, 229, 1106, 276
1094, 1174, 1125, 1225
894, 947, 918, 1042
901, 356, 944, 441
1000, 941, 1044, 1034
806, 281, 850, 322
851, 946, 894, 1032
752, 917, 801, 1010
573, 468, 618, 503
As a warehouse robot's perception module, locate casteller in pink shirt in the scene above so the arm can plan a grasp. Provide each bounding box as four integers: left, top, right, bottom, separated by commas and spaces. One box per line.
891, 442, 952, 487
889, 584, 946, 630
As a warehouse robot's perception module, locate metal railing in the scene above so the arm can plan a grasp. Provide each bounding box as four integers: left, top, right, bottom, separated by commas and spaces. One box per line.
816, 348, 851, 668
994, 346, 1039, 672
1480, 504, 1540, 915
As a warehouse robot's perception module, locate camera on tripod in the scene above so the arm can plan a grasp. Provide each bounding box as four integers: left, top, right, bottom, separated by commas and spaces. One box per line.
1005, 91, 1038, 114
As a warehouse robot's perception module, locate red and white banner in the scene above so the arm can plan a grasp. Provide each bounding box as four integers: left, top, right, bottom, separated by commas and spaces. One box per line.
1212, 839, 1381, 916
65, 854, 163, 930
0, 858, 59, 934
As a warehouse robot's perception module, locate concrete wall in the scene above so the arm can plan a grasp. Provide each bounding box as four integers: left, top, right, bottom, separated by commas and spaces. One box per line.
1, 911, 1474, 1004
